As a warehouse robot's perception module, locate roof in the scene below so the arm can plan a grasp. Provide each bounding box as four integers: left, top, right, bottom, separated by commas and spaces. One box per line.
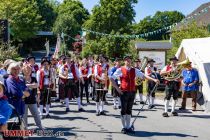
135, 42, 172, 50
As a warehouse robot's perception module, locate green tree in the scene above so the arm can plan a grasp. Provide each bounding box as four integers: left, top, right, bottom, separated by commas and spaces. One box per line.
53, 0, 89, 51
168, 22, 210, 60
134, 11, 185, 40
83, 0, 138, 59
0, 0, 44, 41
35, 0, 57, 31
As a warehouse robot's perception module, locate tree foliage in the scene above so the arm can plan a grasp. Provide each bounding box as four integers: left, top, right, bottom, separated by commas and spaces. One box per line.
53, 0, 89, 50
167, 22, 210, 60
0, 0, 44, 41
83, 0, 138, 59
133, 11, 185, 40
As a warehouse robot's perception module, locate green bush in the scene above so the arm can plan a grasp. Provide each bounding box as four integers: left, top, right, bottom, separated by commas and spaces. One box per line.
0, 44, 20, 63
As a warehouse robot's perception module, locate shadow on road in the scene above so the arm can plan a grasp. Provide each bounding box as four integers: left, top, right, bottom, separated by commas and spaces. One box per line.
127, 131, 198, 138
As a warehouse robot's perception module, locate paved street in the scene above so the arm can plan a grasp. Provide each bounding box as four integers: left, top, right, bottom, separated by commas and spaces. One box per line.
28, 93, 210, 140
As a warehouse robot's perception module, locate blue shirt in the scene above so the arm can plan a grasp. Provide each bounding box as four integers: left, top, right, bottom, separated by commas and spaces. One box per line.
5, 76, 28, 116
0, 98, 12, 125
182, 68, 199, 91
110, 66, 119, 84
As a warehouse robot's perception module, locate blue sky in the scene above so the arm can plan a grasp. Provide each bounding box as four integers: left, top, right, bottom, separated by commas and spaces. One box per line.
58, 0, 210, 22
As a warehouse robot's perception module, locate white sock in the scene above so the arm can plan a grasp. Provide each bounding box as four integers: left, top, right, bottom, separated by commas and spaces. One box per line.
151, 97, 155, 105
90, 87, 93, 93
126, 115, 131, 129
77, 97, 81, 109
147, 95, 151, 105
121, 115, 126, 128
39, 105, 43, 116
100, 101, 104, 112
46, 105, 50, 115
96, 102, 100, 112
117, 97, 121, 107
171, 100, 177, 112
113, 98, 117, 106
165, 100, 170, 113
65, 98, 69, 108
139, 93, 143, 102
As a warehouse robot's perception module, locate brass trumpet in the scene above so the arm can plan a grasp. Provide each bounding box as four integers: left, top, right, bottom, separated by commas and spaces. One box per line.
135, 57, 148, 86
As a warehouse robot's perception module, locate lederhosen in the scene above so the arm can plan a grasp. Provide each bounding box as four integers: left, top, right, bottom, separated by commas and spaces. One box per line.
39, 70, 51, 105
111, 66, 120, 97
95, 64, 106, 102
120, 67, 136, 115
58, 64, 66, 100
80, 66, 89, 102
135, 67, 143, 95
64, 64, 79, 99
146, 66, 158, 97
164, 65, 180, 100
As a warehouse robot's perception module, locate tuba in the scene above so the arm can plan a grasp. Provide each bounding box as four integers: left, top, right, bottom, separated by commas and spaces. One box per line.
164, 58, 191, 81
135, 57, 148, 86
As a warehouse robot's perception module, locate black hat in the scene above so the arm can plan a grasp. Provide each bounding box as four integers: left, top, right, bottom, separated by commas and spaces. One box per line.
114, 58, 121, 61
41, 59, 50, 65
148, 58, 156, 63
123, 55, 132, 60
169, 56, 179, 61
27, 56, 35, 61
134, 58, 141, 62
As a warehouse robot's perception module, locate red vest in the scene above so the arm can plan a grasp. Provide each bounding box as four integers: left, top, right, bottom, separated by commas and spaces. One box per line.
64, 64, 78, 81
120, 67, 136, 92
95, 64, 102, 83
80, 66, 89, 80
39, 70, 50, 90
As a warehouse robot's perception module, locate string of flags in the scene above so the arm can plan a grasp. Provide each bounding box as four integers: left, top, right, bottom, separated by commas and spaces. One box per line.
81, 5, 210, 39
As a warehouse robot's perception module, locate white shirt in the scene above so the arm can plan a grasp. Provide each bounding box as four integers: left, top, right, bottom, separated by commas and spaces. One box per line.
60, 64, 80, 79
145, 66, 156, 76
111, 66, 145, 80
36, 69, 50, 86
94, 63, 109, 77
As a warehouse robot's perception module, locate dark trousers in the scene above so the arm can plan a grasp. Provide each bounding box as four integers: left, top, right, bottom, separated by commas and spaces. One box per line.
181, 90, 197, 109
64, 79, 79, 98
165, 81, 180, 100
147, 81, 156, 97
95, 82, 106, 102
120, 92, 135, 115
80, 79, 89, 103
40, 86, 51, 105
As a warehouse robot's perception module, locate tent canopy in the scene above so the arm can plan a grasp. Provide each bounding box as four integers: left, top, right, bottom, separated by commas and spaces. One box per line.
176, 37, 210, 103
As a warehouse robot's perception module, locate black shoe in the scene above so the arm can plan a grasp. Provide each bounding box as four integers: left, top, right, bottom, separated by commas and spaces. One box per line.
140, 101, 145, 104
105, 101, 108, 105
162, 112, 169, 117
92, 97, 95, 101
179, 107, 186, 110
133, 102, 137, 105
78, 108, 85, 112
55, 99, 60, 102
100, 111, 106, 115
66, 108, 70, 112
126, 127, 135, 134
96, 112, 100, 116
87, 101, 90, 104
171, 111, 178, 116
43, 109, 46, 113
46, 114, 51, 118
150, 105, 155, 109
121, 128, 127, 134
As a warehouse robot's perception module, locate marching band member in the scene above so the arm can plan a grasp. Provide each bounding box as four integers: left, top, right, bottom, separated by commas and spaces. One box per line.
88, 55, 95, 100
59, 55, 84, 112
110, 55, 159, 134
134, 59, 144, 104
37, 59, 53, 119
94, 55, 108, 116
160, 56, 180, 117
145, 58, 158, 109
79, 58, 92, 104
110, 58, 121, 109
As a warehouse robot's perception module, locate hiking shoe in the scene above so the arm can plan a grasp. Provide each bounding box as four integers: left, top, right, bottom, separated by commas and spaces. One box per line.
179, 107, 186, 110
121, 128, 127, 134
162, 112, 169, 117
140, 101, 145, 104
100, 111, 106, 115
78, 108, 85, 112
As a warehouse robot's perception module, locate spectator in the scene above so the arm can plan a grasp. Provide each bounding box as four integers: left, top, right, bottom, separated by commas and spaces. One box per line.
22, 64, 43, 130
0, 81, 12, 136
5, 62, 30, 116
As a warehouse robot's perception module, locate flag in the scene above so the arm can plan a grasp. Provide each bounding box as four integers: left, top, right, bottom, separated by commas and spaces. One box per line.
54, 34, 61, 59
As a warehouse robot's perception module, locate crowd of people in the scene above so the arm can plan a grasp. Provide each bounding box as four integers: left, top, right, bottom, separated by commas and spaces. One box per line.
0, 53, 200, 136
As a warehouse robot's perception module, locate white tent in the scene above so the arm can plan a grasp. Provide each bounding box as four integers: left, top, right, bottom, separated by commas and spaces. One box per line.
175, 37, 210, 112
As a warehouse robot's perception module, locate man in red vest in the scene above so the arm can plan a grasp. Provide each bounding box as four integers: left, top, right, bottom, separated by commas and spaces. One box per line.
94, 55, 108, 116
59, 55, 84, 112
37, 59, 52, 119
160, 56, 180, 117
110, 55, 159, 134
